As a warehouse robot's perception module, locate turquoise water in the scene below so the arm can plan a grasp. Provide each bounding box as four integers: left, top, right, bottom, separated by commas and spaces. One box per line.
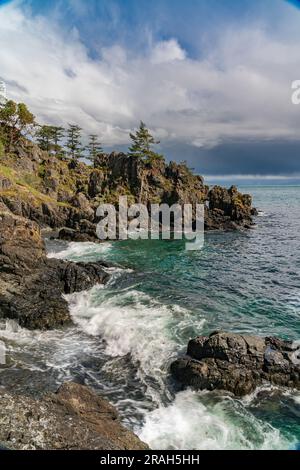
0, 186, 299, 449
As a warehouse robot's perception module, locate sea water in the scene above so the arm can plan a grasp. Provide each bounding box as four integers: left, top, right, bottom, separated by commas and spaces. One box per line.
0, 186, 299, 449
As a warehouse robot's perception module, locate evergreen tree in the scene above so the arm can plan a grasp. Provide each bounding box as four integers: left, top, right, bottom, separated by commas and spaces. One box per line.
35, 125, 55, 152
51, 126, 65, 157
129, 122, 164, 203
86, 134, 103, 166
66, 124, 82, 160
17, 103, 36, 135
128, 121, 162, 163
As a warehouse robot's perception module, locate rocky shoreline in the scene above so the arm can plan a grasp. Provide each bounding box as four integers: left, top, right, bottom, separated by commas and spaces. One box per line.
3, 131, 297, 450
0, 211, 111, 329
0, 134, 258, 331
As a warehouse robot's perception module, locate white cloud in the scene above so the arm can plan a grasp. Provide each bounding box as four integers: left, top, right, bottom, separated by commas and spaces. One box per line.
0, 2, 300, 149
150, 39, 186, 64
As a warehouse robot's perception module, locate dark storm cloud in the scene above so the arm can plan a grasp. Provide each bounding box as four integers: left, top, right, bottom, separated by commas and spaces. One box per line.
163, 141, 300, 177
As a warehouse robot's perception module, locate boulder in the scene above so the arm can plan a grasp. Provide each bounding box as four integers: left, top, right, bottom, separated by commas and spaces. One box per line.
0, 382, 148, 450
0, 210, 45, 272
171, 331, 300, 396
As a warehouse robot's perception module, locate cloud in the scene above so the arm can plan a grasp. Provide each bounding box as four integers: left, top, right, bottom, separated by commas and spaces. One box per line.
0, 0, 300, 165
150, 39, 186, 64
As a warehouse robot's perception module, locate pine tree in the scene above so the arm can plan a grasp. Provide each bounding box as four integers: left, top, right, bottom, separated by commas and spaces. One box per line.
86, 134, 103, 166
51, 126, 65, 157
128, 121, 162, 163
66, 124, 82, 160
35, 125, 55, 152
128, 122, 164, 203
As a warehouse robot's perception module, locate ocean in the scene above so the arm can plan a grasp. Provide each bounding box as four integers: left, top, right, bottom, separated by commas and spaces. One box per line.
0, 186, 299, 449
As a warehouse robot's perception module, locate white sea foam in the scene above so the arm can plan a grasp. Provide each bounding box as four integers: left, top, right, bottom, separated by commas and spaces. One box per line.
0, 319, 101, 375
66, 286, 205, 404
64, 285, 292, 450
47, 241, 112, 261
138, 389, 290, 450
257, 211, 266, 217
292, 394, 300, 405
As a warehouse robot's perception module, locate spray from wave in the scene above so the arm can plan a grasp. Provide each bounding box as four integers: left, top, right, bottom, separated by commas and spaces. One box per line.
66, 285, 205, 406
139, 389, 289, 450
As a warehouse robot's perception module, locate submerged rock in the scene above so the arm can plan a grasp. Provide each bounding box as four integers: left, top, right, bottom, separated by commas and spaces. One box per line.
171, 331, 300, 396
0, 382, 148, 450
0, 211, 110, 329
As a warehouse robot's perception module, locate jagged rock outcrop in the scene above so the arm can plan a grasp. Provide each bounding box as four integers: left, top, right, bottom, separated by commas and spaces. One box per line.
0, 211, 110, 329
0, 382, 148, 450
0, 135, 257, 239
171, 331, 300, 396
205, 185, 257, 231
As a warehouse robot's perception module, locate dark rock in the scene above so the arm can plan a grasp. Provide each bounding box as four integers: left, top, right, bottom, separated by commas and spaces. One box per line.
58, 227, 95, 242
70, 192, 94, 220
0, 210, 45, 272
0, 382, 148, 450
0, 212, 110, 329
171, 331, 300, 396
88, 169, 105, 197
205, 186, 254, 230
58, 219, 98, 242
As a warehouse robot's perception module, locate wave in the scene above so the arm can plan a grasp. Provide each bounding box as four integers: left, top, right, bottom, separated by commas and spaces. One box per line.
36, 238, 298, 449
64, 284, 293, 450
65, 286, 205, 405
47, 241, 112, 261
138, 389, 289, 450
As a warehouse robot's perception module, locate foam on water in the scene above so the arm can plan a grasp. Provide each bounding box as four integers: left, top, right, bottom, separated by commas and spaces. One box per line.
138, 389, 289, 450
47, 241, 112, 261
66, 286, 205, 404
64, 277, 292, 450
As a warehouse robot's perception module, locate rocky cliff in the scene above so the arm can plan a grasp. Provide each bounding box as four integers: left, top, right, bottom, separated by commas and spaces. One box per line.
0, 133, 257, 241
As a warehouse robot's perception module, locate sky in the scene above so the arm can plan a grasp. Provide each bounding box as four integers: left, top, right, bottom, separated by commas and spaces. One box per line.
1, 0, 300, 182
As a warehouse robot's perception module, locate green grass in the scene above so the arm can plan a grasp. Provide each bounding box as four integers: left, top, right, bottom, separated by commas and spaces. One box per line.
0, 164, 15, 179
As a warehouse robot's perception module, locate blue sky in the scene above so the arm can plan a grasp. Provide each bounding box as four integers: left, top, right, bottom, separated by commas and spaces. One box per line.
1, 0, 300, 181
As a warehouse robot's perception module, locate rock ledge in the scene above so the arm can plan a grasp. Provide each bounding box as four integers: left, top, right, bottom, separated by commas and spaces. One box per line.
0, 382, 148, 450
